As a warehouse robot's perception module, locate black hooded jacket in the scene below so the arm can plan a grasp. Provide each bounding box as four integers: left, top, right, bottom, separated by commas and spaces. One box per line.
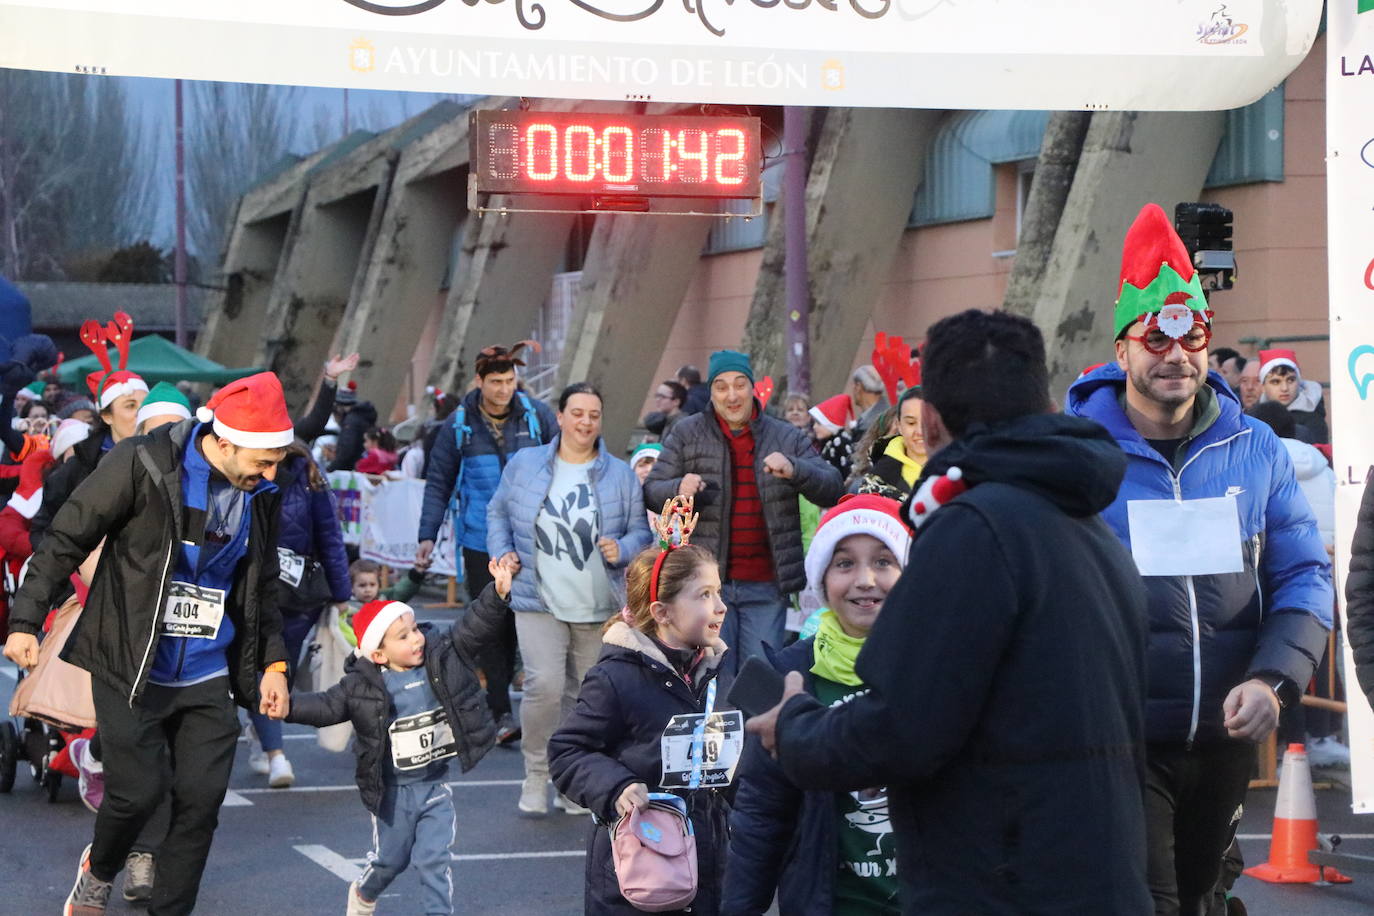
773, 413, 1152, 915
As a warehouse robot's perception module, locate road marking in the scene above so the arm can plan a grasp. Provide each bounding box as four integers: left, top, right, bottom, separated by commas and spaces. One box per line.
1237, 833, 1374, 840
221, 790, 253, 807
296, 844, 585, 882
294, 845, 362, 882
234, 779, 523, 796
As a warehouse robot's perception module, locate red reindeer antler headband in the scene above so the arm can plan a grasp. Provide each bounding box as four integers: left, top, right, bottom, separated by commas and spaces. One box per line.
872, 332, 921, 405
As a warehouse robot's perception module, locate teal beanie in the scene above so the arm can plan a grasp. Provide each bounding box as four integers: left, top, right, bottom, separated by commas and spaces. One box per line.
707, 349, 754, 385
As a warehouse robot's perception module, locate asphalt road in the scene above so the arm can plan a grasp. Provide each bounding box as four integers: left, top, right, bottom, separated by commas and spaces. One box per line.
4, 602, 1374, 915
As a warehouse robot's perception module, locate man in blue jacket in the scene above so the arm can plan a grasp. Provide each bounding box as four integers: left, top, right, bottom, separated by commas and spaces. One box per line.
415, 342, 557, 742
1067, 204, 1332, 916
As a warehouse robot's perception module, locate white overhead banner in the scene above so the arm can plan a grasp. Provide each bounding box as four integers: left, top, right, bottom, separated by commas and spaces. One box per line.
1327, 0, 1374, 814
0, 0, 1322, 110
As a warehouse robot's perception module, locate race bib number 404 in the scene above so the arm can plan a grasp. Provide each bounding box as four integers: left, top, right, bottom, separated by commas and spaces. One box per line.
389, 708, 458, 771
160, 581, 226, 640
659, 710, 744, 789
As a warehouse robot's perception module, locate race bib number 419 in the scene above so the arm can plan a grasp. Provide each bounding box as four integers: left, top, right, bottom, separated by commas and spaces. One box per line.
659, 710, 744, 789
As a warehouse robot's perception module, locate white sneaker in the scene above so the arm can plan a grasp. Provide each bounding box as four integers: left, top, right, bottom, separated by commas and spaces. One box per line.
268, 754, 295, 788
518, 774, 549, 816
345, 880, 377, 915
554, 793, 590, 816
1307, 735, 1351, 769
246, 726, 269, 776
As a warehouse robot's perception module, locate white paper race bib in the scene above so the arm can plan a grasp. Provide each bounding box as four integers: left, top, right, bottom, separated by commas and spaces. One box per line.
160, 581, 226, 639
276, 547, 306, 588
388, 708, 458, 770
1126, 496, 1244, 577
659, 710, 744, 789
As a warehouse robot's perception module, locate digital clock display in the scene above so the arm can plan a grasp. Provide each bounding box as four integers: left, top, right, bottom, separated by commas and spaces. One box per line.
471, 110, 762, 200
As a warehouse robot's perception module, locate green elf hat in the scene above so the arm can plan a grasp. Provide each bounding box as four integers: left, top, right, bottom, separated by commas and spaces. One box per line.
1113, 203, 1211, 340
135, 381, 191, 427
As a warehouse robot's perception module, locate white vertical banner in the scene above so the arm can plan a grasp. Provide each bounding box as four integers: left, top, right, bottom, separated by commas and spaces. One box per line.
1326, 0, 1374, 814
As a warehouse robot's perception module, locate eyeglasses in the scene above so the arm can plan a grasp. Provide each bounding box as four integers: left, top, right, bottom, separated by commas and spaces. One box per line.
1124, 323, 1212, 356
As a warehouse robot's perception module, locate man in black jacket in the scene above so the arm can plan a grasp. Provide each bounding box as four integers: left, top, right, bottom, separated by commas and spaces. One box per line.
5, 372, 295, 916
645, 349, 844, 676
748, 310, 1153, 915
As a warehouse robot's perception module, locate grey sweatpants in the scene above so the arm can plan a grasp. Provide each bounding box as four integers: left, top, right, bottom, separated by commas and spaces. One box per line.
359, 781, 455, 915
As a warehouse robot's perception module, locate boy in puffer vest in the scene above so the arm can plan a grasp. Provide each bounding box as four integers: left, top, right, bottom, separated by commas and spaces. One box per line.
288, 561, 513, 915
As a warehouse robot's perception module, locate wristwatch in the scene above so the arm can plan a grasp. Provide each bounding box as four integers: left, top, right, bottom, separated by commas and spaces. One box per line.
1263, 677, 1298, 710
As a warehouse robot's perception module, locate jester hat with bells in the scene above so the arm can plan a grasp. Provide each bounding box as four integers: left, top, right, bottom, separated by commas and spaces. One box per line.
80, 311, 148, 410
1113, 203, 1212, 342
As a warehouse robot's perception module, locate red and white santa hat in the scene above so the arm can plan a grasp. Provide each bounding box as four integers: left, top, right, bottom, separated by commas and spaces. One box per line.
195, 372, 294, 448
808, 393, 854, 434
804, 494, 911, 602
7, 449, 55, 520
50, 418, 91, 462
353, 599, 414, 657
1257, 348, 1300, 382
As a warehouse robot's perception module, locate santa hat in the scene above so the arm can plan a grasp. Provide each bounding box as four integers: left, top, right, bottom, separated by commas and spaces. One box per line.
80, 311, 148, 409
808, 394, 854, 434
7, 449, 54, 519
1257, 348, 1300, 382
353, 600, 414, 657
804, 494, 911, 603
195, 372, 293, 449
135, 381, 192, 427
1113, 203, 1210, 340
50, 418, 90, 460
630, 442, 662, 468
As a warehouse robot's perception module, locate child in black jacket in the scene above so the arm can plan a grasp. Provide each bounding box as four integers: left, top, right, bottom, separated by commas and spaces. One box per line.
288, 562, 511, 915
548, 541, 734, 916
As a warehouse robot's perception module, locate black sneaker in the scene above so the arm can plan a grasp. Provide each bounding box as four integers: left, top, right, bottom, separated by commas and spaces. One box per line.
123, 851, 155, 906
494, 713, 521, 746
64, 844, 112, 915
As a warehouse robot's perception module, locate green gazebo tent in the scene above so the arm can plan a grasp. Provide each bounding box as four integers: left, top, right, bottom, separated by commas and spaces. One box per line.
58, 334, 260, 389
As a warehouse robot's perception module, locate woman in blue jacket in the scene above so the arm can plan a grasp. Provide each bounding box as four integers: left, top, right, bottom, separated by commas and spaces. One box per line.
248, 440, 353, 787
487, 382, 653, 816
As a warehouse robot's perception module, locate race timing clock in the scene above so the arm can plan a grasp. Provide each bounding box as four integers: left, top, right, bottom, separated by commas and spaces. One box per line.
470, 109, 762, 202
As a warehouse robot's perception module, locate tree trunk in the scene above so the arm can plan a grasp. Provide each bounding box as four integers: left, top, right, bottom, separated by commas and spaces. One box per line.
1002, 111, 1092, 318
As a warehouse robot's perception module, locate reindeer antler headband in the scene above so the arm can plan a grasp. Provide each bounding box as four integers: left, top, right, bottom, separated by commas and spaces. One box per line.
650, 495, 699, 604
80, 311, 146, 407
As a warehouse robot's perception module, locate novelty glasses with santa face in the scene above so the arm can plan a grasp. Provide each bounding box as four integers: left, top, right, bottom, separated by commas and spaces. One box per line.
1124, 320, 1213, 356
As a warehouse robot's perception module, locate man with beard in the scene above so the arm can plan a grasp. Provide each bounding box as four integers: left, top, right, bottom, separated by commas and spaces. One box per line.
1067, 204, 1331, 916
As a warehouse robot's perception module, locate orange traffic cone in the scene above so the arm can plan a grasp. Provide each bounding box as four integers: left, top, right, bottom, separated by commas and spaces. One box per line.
1243, 743, 1352, 884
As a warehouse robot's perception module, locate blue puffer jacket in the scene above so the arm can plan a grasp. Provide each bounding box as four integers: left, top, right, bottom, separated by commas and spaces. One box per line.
275, 453, 352, 606
485, 436, 653, 613
417, 388, 558, 556
1067, 365, 1332, 744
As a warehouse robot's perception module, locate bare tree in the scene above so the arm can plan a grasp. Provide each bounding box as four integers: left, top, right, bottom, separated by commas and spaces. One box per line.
0, 71, 156, 279
185, 81, 301, 267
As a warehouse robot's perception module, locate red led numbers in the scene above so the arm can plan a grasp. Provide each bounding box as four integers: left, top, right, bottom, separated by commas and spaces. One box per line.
473, 110, 761, 200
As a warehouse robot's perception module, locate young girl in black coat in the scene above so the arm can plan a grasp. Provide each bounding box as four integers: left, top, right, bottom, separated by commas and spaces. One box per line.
549, 526, 734, 916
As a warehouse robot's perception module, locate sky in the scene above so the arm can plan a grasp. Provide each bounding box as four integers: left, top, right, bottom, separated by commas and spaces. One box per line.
123, 76, 471, 247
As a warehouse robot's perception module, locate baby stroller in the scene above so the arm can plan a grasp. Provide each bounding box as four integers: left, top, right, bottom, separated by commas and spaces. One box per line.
1, 594, 96, 801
